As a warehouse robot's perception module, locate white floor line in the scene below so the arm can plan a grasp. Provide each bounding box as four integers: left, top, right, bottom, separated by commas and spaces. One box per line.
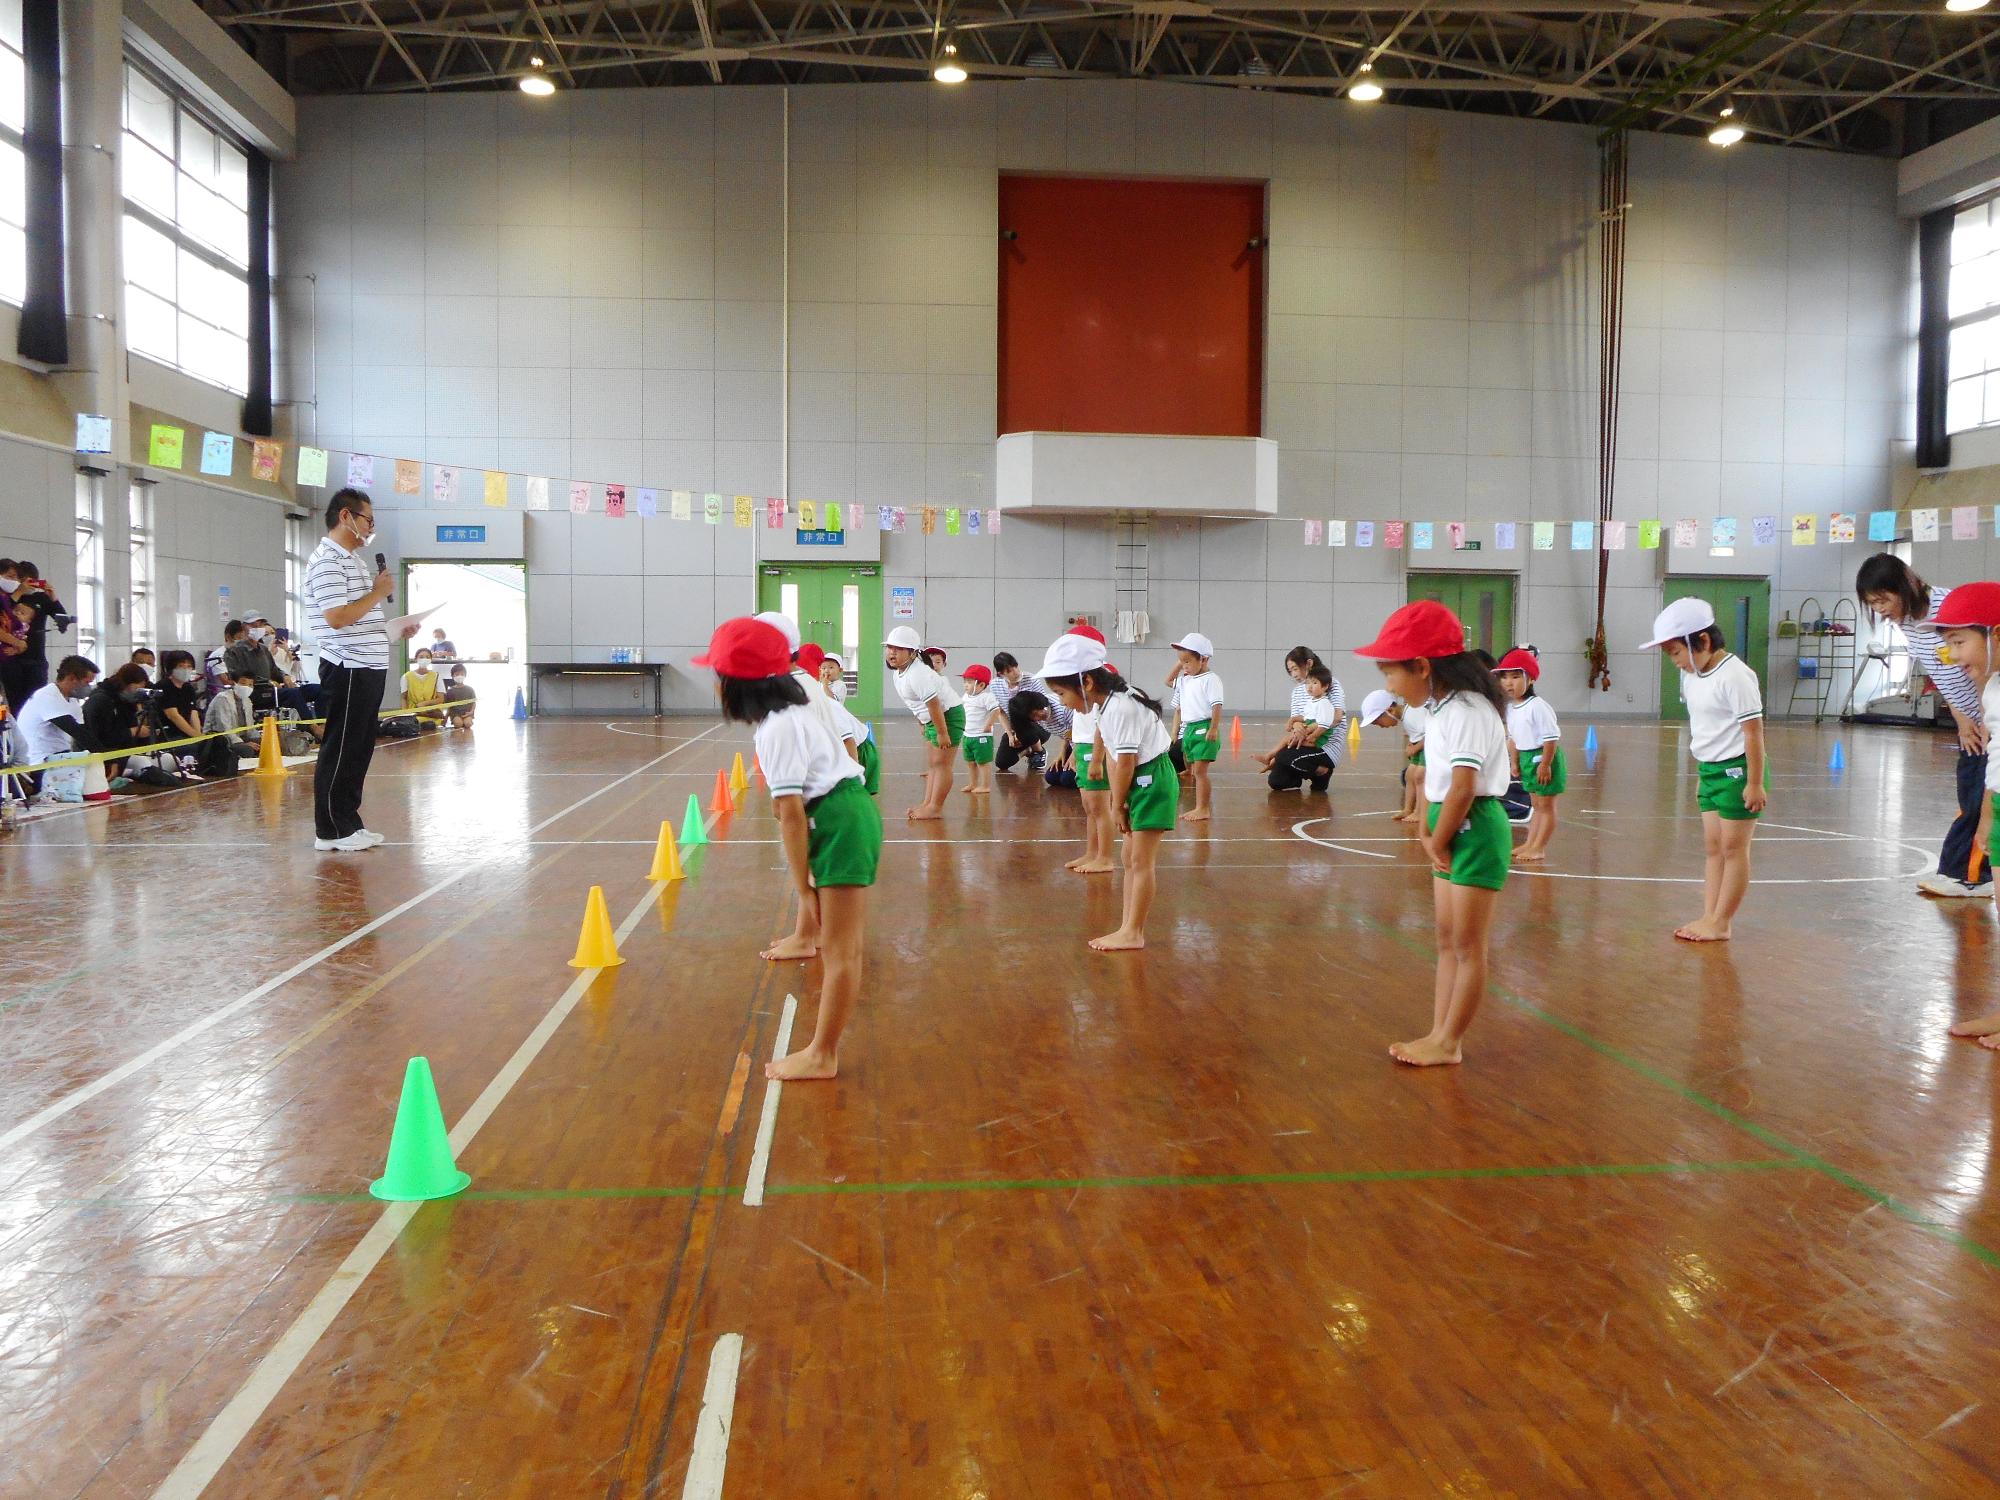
3, 728, 720, 1156
1289, 818, 1397, 859
680, 1333, 746, 1500
741, 994, 798, 1210
151, 876, 673, 1500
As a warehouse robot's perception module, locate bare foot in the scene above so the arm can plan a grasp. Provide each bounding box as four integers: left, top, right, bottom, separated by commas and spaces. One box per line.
1064, 855, 1086, 871
907, 806, 943, 821
968, 786, 990, 795
760, 935, 820, 961
1391, 811, 1415, 823
1980, 1033, 2000, 1053
766, 1045, 839, 1081
1088, 929, 1146, 951
1673, 918, 1732, 943
1184, 809, 1211, 822
1389, 1036, 1463, 1066
1073, 860, 1115, 875
1950, 1011, 2000, 1038
1516, 849, 1547, 863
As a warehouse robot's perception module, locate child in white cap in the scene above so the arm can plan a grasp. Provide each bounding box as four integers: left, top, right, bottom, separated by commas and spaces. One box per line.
1642, 597, 1767, 942
1039, 630, 1175, 950
1355, 689, 1427, 824
1168, 632, 1223, 821
883, 624, 962, 821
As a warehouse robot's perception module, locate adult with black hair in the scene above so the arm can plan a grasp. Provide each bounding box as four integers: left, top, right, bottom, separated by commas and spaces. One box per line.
1857, 553, 1992, 897
82, 663, 155, 781
302, 487, 413, 852
3, 557, 68, 707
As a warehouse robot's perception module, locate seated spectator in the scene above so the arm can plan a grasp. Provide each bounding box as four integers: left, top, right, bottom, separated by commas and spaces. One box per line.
206, 621, 244, 696
16, 655, 97, 792
268, 626, 322, 735
199, 668, 263, 775
128, 646, 157, 683
158, 650, 205, 742
429, 626, 457, 659
227, 612, 293, 713
83, 663, 156, 781
402, 649, 441, 723
439, 663, 476, 728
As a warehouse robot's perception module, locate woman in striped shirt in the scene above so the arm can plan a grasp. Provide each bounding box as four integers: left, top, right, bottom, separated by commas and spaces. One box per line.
1857, 555, 1992, 898
1253, 646, 1345, 776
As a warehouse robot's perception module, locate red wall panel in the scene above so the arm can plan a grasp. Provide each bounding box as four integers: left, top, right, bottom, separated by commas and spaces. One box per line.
998, 175, 1266, 438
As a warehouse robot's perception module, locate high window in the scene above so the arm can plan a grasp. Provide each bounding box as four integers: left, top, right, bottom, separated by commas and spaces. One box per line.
1947, 195, 2000, 434
121, 62, 251, 393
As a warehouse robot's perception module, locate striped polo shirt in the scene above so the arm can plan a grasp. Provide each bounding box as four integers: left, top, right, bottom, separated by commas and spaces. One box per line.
1291, 675, 1348, 765
302, 534, 390, 670
1902, 585, 1984, 727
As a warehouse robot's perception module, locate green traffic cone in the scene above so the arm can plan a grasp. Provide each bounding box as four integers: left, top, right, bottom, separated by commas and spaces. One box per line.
368, 1056, 471, 1202
679, 791, 709, 848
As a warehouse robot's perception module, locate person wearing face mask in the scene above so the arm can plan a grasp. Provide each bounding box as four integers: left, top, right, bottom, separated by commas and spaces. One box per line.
402, 648, 441, 722
15, 654, 96, 790
304, 487, 412, 851
83, 663, 156, 783
224, 611, 287, 711
158, 650, 205, 742
0, 559, 34, 711
5, 558, 70, 704
199, 668, 264, 773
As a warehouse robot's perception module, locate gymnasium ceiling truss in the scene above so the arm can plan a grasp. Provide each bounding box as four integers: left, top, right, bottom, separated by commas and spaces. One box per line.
202, 0, 2000, 156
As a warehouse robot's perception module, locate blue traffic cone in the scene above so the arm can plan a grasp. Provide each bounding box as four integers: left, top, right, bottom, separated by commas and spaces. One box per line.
1583, 725, 1599, 756
1829, 740, 1845, 773
511, 688, 527, 721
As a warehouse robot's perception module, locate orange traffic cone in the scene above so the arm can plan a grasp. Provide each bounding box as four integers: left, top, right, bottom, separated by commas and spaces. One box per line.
753, 755, 764, 784
709, 767, 733, 813
249, 715, 289, 778
1228, 715, 1242, 745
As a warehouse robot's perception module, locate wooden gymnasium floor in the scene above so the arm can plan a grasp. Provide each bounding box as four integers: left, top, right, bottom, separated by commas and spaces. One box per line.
6, 714, 2000, 1498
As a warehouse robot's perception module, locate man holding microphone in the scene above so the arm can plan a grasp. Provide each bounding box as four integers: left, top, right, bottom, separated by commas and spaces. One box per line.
303, 488, 417, 852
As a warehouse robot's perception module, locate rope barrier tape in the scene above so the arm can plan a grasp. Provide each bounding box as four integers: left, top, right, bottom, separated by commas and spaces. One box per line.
0, 700, 464, 777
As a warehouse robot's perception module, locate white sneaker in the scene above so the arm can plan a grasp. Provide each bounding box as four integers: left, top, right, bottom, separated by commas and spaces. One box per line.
354, 829, 388, 847
1917, 871, 1992, 898
315, 832, 376, 852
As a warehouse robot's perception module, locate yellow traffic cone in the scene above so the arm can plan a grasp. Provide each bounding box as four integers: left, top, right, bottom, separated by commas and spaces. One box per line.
568, 885, 625, 968
648, 820, 685, 882
249, 715, 289, 778
729, 751, 749, 798
1347, 714, 1363, 755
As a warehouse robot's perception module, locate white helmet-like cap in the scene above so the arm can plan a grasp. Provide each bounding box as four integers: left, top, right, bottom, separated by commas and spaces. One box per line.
1038, 631, 1108, 680
1171, 631, 1215, 659
1357, 689, 1399, 726
753, 610, 801, 653
882, 624, 923, 651
1640, 596, 1716, 651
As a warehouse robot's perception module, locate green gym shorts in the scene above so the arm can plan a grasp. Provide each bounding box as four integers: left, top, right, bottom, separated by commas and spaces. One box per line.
963, 733, 995, 765
1426, 797, 1511, 890
922, 703, 966, 748
1124, 751, 1179, 831
1076, 743, 1109, 793
1410, 747, 1426, 769
1697, 755, 1766, 821
1523, 744, 1568, 797
856, 735, 881, 796
1181, 721, 1221, 763
805, 778, 882, 887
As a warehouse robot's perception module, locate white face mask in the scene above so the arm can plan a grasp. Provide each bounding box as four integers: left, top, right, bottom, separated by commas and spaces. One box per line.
0, 576, 16, 594
414, 661, 432, 674
171, 667, 195, 685
234, 684, 253, 702
250, 626, 270, 640
343, 515, 375, 549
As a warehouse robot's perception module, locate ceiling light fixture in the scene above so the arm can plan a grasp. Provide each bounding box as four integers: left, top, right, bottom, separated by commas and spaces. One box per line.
1707, 103, 1744, 146
1348, 62, 1383, 102
934, 42, 968, 83
1943, 0, 1990, 13
519, 56, 556, 96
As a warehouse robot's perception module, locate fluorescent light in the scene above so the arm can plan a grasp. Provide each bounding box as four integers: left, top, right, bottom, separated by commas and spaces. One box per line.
520, 55, 556, 95
1348, 79, 1384, 101
934, 43, 967, 83
1944, 0, 1989, 13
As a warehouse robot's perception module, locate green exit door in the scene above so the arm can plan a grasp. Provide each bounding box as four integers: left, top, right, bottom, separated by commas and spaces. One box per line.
757, 563, 884, 719
1659, 576, 1771, 720
1406, 573, 1517, 657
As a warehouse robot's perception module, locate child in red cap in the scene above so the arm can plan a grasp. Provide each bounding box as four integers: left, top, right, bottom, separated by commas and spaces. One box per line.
1931, 581, 2000, 1045
1357, 600, 1514, 1067
1493, 646, 1564, 864
696, 616, 882, 1081
959, 663, 1004, 794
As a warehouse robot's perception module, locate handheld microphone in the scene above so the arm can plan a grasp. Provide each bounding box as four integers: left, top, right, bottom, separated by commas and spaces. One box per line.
376, 553, 392, 604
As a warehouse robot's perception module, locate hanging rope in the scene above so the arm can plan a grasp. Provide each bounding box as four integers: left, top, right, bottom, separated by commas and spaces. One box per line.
1588, 132, 1630, 694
